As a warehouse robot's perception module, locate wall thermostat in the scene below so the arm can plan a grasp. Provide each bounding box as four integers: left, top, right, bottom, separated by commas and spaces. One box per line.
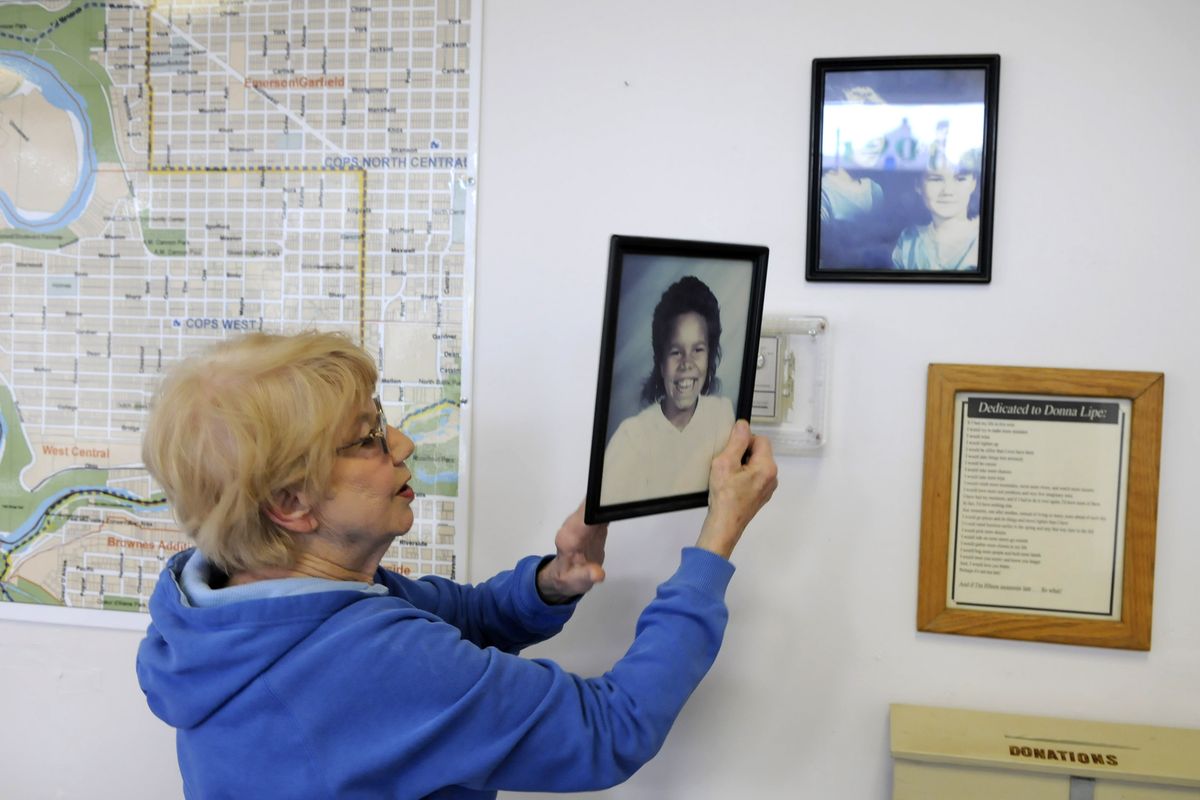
751, 314, 831, 454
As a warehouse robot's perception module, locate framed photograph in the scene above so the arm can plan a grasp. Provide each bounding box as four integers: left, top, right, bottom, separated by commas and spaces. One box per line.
584, 235, 769, 524
917, 364, 1165, 650
805, 55, 1000, 282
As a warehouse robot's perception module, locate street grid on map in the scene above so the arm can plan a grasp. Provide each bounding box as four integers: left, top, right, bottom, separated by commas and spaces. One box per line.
0, 0, 475, 614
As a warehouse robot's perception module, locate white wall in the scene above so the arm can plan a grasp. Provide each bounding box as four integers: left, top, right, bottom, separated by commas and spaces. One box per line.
471, 0, 1200, 797
5, 1, 1198, 797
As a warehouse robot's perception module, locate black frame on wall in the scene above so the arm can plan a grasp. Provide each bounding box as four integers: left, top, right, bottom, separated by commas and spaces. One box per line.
805, 54, 1001, 283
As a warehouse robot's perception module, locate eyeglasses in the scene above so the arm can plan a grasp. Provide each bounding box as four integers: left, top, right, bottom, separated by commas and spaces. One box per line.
336, 396, 390, 456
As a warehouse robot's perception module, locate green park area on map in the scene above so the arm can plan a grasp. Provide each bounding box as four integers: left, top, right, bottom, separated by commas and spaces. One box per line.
0, 0, 119, 162
0, 228, 78, 249
140, 211, 188, 257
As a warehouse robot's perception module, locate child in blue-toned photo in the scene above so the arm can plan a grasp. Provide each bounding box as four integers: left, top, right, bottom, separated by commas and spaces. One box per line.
891, 147, 982, 271
815, 66, 989, 272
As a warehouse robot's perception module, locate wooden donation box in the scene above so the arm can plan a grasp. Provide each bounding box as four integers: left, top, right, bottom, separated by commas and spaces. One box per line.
891, 704, 1200, 799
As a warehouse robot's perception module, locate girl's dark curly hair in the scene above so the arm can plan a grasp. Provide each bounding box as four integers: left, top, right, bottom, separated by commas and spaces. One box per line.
640, 276, 722, 406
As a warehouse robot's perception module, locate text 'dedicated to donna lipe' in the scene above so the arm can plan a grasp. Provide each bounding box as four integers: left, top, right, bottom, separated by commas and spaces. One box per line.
946, 393, 1131, 619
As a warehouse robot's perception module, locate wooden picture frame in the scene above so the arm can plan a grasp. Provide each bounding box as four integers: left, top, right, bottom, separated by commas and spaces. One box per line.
805, 55, 1000, 282
917, 364, 1164, 650
584, 235, 768, 524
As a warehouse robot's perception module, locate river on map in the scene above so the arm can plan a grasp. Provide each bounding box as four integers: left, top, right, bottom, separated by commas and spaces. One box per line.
0, 481, 168, 551
0, 50, 97, 231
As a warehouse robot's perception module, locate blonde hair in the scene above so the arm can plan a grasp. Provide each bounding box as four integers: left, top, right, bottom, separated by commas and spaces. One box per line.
142, 330, 378, 574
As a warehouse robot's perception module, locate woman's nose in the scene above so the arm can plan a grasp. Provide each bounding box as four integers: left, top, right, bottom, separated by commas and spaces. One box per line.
387, 425, 414, 462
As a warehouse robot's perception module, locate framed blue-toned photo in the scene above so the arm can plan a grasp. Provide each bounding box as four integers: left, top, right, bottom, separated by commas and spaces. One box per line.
585, 235, 768, 524
806, 55, 1000, 283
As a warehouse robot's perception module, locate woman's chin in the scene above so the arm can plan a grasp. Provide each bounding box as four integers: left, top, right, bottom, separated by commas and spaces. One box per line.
665, 396, 698, 414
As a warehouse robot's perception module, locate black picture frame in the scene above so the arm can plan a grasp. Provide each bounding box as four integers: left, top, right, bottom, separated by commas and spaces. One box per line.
585, 235, 769, 524
805, 54, 1000, 283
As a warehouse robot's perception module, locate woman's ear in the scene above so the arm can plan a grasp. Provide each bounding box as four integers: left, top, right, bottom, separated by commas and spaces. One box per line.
262, 488, 318, 534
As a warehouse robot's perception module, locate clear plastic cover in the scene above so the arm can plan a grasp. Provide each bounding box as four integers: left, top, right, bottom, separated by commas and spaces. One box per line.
750, 315, 831, 454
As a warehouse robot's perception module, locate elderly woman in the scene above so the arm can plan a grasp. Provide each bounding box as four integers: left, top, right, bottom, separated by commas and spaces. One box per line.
601, 275, 735, 505
136, 330, 776, 799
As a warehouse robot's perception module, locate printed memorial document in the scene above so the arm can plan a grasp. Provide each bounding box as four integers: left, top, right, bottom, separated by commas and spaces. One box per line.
946, 393, 1131, 619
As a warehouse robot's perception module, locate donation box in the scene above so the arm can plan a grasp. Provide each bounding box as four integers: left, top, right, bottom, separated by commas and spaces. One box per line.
891, 704, 1199, 799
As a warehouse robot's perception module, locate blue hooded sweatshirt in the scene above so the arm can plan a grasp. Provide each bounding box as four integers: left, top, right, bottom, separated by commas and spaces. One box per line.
136, 547, 734, 799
